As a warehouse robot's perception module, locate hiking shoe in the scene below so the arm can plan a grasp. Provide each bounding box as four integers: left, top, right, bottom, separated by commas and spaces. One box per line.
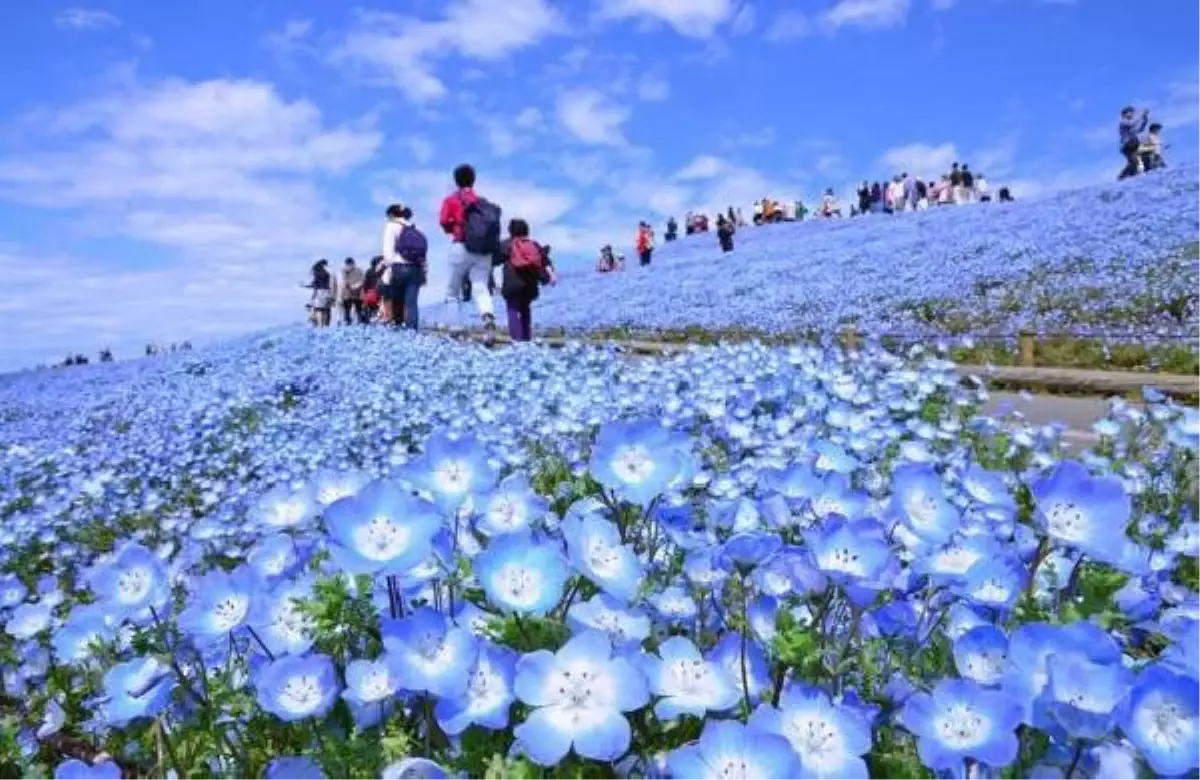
482, 313, 497, 346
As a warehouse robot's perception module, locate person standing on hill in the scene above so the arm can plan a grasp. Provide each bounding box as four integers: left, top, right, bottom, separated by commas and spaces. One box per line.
716, 213, 735, 253
382, 203, 428, 330
636, 221, 654, 266
340, 258, 365, 325
961, 165, 975, 203
1118, 106, 1149, 180
949, 163, 963, 203
494, 218, 557, 342
305, 259, 337, 328
439, 163, 501, 341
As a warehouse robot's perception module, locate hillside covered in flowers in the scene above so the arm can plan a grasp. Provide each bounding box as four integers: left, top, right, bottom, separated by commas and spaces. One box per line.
0, 325, 1197, 779
443, 166, 1200, 351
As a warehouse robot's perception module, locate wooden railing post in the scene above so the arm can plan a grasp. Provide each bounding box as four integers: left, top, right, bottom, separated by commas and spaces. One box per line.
1018, 330, 1036, 367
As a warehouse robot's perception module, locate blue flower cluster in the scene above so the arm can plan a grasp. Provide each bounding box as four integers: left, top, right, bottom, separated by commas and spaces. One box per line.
425, 166, 1200, 344
0, 327, 1196, 779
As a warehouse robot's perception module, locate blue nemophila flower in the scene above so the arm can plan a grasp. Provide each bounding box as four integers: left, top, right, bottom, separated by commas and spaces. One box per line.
1117, 664, 1199, 777
641, 636, 739, 720
720, 532, 783, 574
513, 630, 649, 765
381, 758, 449, 779
409, 431, 497, 511
311, 468, 369, 507
890, 463, 960, 544
178, 566, 261, 644
52, 605, 114, 664
563, 513, 643, 601
959, 557, 1026, 611
475, 473, 548, 536
708, 632, 772, 706
649, 585, 698, 623
248, 577, 316, 657
1044, 652, 1131, 739
52, 759, 121, 780
255, 654, 340, 722
474, 532, 568, 615
341, 657, 401, 708
4, 602, 52, 640
1003, 620, 1121, 726
961, 463, 1017, 513
749, 684, 872, 778
805, 516, 893, 584
590, 419, 689, 506
247, 533, 301, 581
87, 543, 170, 619
252, 483, 319, 530
567, 593, 652, 650
0, 574, 27, 608
435, 642, 517, 735
95, 656, 176, 727
667, 719, 802, 779
322, 480, 442, 575
953, 625, 1008, 687
901, 678, 1022, 772
265, 756, 326, 779
383, 607, 475, 698
1031, 460, 1131, 564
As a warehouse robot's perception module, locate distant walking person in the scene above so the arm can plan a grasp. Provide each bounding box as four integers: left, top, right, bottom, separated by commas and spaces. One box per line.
495, 219, 556, 342
636, 221, 655, 266
439, 163, 501, 341
716, 214, 735, 253
305, 259, 337, 328
1118, 106, 1149, 180
340, 258, 365, 325
382, 203, 428, 330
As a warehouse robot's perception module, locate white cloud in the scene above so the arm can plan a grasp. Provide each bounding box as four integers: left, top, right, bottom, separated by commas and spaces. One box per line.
556, 89, 631, 146
764, 10, 812, 40
821, 0, 910, 31
637, 74, 671, 101
515, 107, 544, 128
0, 77, 384, 369
402, 135, 435, 164
593, 0, 736, 38
263, 18, 315, 57
1155, 68, 1200, 128
330, 0, 565, 102
674, 154, 726, 180
878, 142, 958, 179
53, 8, 120, 30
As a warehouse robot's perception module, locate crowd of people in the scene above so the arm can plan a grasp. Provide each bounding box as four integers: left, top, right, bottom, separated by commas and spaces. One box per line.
1118, 106, 1167, 180
304, 164, 557, 344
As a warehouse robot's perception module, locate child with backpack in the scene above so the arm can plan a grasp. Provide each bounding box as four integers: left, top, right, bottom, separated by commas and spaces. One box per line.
494, 219, 556, 342
382, 203, 428, 330
439, 164, 501, 342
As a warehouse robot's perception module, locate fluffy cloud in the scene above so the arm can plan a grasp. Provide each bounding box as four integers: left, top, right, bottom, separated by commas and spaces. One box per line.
764, 10, 812, 41
878, 142, 959, 180
556, 89, 632, 146
330, 0, 565, 102
593, 0, 737, 38
821, 0, 910, 31
53, 8, 121, 30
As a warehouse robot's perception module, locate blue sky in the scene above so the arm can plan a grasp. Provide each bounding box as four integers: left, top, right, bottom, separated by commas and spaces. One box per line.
0, 0, 1196, 370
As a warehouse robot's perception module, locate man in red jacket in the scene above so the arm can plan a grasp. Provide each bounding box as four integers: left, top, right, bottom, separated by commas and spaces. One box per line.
439, 164, 498, 337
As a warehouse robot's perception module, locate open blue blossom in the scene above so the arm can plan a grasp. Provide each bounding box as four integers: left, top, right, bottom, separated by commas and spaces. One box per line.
1045, 652, 1131, 739
1003, 620, 1121, 726
322, 480, 442, 575
87, 543, 170, 619
590, 420, 689, 506
341, 657, 401, 708
642, 636, 739, 720
265, 756, 327, 780
381, 758, 448, 779
719, 532, 783, 574
901, 678, 1021, 772
890, 463, 960, 544
667, 719, 802, 780
1031, 460, 1131, 564
567, 593, 652, 650
95, 656, 176, 728
0, 575, 27, 609
247, 533, 301, 581
248, 577, 316, 657
255, 654, 340, 722
53, 759, 121, 780
178, 566, 261, 644
251, 483, 319, 530
52, 605, 114, 664
435, 642, 517, 735
953, 625, 1008, 687
382, 607, 475, 698
474, 533, 568, 616
513, 630, 649, 766
649, 585, 698, 623
474, 473, 548, 536
708, 632, 772, 706
1117, 664, 1198, 777
804, 516, 893, 585
563, 513, 643, 601
5, 601, 52, 640
959, 557, 1025, 611
749, 684, 872, 778
409, 431, 497, 511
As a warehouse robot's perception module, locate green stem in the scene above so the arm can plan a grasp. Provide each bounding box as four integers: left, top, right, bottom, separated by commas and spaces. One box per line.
738, 577, 752, 720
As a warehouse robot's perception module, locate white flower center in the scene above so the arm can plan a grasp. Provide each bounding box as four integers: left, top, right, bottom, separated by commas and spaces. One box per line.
495, 563, 541, 609
783, 713, 844, 772
211, 594, 249, 630
972, 578, 1011, 605
613, 446, 653, 484
352, 516, 412, 561
1045, 501, 1086, 541
279, 673, 323, 713
1134, 691, 1189, 746
935, 703, 985, 749
270, 499, 307, 527
964, 651, 1004, 685
358, 665, 394, 702
434, 461, 469, 495
117, 567, 152, 603
587, 538, 621, 576
715, 756, 754, 779
666, 658, 712, 698
819, 545, 864, 576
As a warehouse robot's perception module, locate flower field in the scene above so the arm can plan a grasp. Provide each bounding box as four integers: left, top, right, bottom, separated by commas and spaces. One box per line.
426, 166, 1200, 373
1, 327, 1197, 779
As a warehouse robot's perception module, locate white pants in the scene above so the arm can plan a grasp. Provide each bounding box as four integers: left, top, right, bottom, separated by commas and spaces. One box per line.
445, 243, 495, 319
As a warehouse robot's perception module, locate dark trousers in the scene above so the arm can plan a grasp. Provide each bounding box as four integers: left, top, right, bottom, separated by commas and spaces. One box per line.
506, 299, 532, 341
389, 264, 422, 330
1118, 141, 1141, 180
341, 298, 363, 325
639, 250, 652, 266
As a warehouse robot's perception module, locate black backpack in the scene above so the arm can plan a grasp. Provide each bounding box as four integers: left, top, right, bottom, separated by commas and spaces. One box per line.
459, 194, 501, 255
